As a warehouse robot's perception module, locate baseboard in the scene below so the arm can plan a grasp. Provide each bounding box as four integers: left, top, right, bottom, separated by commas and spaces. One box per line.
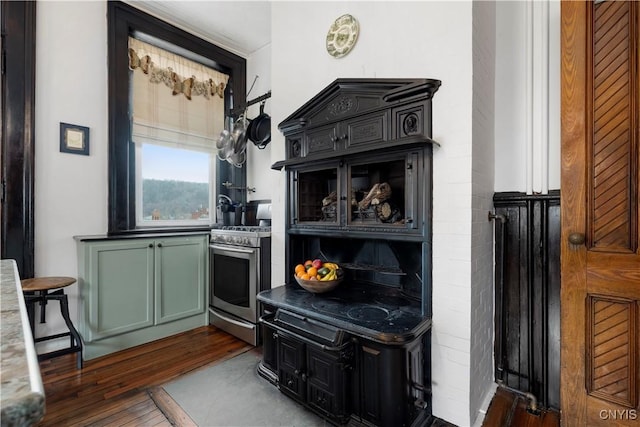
473, 382, 498, 427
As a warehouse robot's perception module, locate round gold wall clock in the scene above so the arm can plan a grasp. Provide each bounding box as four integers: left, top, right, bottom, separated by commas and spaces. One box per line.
326, 14, 359, 58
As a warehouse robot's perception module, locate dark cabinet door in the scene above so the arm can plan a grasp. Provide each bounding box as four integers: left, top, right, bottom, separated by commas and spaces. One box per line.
261, 323, 278, 373
277, 334, 306, 400
306, 346, 349, 419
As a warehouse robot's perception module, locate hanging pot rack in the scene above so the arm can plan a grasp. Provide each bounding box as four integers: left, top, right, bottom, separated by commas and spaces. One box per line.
230, 90, 271, 117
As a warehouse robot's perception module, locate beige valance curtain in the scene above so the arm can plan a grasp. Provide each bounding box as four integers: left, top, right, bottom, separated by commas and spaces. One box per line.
128, 37, 229, 153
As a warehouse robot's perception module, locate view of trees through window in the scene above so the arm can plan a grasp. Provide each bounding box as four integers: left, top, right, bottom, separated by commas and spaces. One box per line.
139, 143, 210, 222
142, 179, 209, 221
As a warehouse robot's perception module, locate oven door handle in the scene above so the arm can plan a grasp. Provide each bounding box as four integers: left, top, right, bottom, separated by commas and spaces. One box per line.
210, 244, 255, 254
259, 314, 350, 352
209, 307, 256, 330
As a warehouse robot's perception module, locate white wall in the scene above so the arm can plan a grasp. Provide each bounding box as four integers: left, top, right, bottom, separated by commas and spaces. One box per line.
494, 0, 561, 193
246, 42, 277, 202
470, 2, 496, 425
33, 1, 109, 347
271, 2, 477, 424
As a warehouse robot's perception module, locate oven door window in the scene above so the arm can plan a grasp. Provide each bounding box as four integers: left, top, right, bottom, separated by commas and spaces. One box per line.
210, 245, 258, 322
213, 254, 251, 307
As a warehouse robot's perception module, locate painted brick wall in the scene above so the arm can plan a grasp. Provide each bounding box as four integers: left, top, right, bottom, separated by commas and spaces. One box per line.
470, 1, 497, 425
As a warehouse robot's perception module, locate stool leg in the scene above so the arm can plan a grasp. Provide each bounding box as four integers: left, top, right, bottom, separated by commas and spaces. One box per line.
24, 294, 37, 337
57, 293, 83, 370
38, 290, 48, 324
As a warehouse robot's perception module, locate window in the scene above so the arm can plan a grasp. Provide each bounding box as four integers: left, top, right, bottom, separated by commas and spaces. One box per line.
108, 2, 246, 233
136, 144, 212, 224
128, 36, 227, 227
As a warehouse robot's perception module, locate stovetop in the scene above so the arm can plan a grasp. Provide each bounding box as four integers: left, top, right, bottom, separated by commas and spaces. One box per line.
257, 282, 431, 344
211, 225, 271, 233
210, 225, 271, 247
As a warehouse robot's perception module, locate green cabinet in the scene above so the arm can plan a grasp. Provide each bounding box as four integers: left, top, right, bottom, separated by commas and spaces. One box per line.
154, 237, 207, 324
86, 239, 155, 340
76, 234, 208, 359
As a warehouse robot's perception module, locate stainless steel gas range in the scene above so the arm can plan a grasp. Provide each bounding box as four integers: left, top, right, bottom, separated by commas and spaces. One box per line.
209, 225, 271, 345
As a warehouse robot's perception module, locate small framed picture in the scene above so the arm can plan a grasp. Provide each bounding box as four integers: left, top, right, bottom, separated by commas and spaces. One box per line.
60, 122, 90, 155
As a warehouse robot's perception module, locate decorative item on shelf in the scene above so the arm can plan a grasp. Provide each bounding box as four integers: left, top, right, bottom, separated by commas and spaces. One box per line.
326, 14, 359, 58
60, 122, 90, 156
322, 190, 338, 207
321, 190, 338, 221
321, 189, 359, 221
357, 182, 404, 224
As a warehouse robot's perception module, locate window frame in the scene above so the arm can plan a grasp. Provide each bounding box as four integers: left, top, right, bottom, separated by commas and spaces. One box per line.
107, 1, 246, 234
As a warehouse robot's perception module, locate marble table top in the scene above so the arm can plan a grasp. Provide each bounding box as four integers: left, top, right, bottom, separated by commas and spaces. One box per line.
1, 260, 45, 426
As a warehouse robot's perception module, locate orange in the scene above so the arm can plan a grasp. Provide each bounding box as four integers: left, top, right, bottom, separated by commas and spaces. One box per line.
295, 264, 305, 274
300, 273, 310, 280
306, 267, 318, 277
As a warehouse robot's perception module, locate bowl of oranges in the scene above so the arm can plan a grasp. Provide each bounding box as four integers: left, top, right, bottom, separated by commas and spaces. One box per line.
294, 259, 344, 293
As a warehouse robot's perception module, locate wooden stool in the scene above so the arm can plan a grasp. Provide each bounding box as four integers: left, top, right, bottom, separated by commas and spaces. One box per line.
21, 277, 83, 369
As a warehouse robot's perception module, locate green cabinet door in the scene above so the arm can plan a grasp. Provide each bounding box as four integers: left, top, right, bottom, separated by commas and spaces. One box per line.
154, 235, 207, 325
86, 239, 155, 341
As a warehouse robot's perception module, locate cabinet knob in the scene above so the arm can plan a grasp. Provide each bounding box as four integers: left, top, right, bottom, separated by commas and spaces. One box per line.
568, 232, 585, 245
148, 244, 154, 248
272, 332, 278, 340
294, 369, 300, 375
301, 372, 307, 382
157, 243, 163, 248
287, 380, 294, 387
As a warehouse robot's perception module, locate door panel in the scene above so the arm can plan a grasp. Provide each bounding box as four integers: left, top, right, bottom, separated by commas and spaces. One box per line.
88, 240, 155, 341
155, 237, 207, 324
589, 0, 637, 254
586, 296, 637, 408
561, 1, 639, 426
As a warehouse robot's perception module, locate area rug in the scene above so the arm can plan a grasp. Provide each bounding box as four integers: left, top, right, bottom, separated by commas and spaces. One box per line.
160, 349, 329, 426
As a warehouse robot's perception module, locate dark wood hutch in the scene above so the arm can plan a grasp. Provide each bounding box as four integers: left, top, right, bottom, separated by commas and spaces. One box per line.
257, 78, 441, 427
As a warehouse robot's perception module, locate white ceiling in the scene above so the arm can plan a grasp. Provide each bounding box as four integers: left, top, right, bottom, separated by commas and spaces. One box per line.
127, 1, 272, 57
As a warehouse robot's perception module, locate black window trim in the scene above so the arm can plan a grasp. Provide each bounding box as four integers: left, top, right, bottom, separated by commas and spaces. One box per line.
107, 1, 246, 234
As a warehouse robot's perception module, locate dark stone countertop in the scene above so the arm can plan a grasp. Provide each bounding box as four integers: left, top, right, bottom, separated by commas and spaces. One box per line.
73, 230, 211, 241
257, 282, 431, 345
1, 260, 45, 426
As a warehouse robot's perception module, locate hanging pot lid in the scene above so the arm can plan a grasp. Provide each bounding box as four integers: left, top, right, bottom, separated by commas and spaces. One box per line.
216, 129, 232, 149
247, 102, 271, 149
217, 134, 235, 160
231, 115, 249, 155
227, 149, 246, 168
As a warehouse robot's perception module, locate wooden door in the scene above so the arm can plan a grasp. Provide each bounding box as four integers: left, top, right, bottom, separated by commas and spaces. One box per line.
561, 1, 639, 426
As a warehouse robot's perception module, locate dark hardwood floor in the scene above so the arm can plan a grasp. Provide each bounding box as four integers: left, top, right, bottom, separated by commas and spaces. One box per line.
481, 387, 560, 427
36, 325, 560, 427
36, 326, 251, 426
